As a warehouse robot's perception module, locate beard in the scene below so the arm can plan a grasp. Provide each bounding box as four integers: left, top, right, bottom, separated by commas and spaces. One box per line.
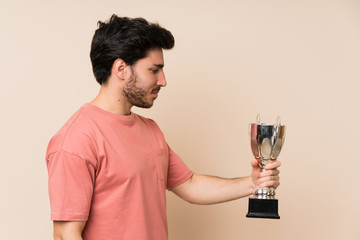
122, 73, 156, 109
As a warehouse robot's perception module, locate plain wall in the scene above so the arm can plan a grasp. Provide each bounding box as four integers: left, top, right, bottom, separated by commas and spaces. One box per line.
1, 0, 359, 239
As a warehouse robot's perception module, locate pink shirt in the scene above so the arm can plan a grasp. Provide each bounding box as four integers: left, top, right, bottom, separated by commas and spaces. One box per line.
46, 104, 193, 240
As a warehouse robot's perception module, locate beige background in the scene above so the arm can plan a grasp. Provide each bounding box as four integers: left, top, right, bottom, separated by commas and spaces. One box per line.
1, 0, 359, 239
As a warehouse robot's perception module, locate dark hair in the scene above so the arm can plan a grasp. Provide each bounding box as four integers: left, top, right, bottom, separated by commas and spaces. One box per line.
90, 15, 175, 85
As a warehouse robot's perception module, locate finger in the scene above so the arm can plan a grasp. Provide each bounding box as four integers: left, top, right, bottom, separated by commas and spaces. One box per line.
259, 178, 280, 189
264, 161, 281, 170
250, 159, 258, 167
260, 182, 280, 189
258, 175, 279, 185
259, 169, 280, 178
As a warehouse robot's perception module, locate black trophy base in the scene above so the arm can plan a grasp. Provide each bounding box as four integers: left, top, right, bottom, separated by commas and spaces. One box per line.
246, 197, 280, 219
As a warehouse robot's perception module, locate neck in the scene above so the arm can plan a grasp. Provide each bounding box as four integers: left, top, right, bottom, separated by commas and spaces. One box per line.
90, 84, 132, 115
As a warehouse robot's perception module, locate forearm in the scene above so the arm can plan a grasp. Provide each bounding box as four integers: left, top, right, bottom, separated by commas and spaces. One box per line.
53, 221, 85, 240
54, 235, 82, 240
172, 174, 255, 205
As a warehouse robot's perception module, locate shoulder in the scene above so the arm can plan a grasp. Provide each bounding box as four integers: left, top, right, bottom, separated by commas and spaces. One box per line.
46, 106, 97, 160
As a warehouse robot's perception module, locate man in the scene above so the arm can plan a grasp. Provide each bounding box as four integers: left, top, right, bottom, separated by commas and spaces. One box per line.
46, 15, 280, 240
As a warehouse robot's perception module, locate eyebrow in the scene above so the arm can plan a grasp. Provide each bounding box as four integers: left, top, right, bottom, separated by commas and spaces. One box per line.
152, 64, 164, 68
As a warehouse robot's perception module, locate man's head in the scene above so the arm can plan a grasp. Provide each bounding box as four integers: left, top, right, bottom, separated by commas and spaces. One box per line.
121, 48, 166, 108
90, 15, 175, 85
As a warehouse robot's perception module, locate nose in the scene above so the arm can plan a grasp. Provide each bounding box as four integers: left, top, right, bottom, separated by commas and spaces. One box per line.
157, 70, 167, 87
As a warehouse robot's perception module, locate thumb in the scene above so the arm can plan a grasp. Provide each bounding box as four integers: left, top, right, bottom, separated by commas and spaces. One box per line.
250, 159, 259, 168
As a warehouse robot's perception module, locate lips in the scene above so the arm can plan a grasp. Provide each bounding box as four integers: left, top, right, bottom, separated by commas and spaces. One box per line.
151, 87, 161, 94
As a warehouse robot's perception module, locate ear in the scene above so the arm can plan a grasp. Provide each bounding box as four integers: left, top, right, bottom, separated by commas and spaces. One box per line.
112, 58, 127, 80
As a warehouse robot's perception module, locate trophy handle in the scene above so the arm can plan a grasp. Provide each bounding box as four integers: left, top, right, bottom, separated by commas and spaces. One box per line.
256, 114, 281, 125
256, 114, 261, 123
276, 115, 281, 125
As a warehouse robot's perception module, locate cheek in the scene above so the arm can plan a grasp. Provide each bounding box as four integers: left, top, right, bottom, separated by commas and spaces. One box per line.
138, 75, 157, 89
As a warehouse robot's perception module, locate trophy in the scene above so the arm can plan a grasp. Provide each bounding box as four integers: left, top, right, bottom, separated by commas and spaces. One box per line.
246, 115, 286, 219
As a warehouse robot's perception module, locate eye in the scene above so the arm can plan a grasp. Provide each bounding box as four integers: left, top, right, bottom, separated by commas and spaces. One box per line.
151, 69, 159, 74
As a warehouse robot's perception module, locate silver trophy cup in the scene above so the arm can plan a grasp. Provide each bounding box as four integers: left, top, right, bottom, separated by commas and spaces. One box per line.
246, 115, 286, 219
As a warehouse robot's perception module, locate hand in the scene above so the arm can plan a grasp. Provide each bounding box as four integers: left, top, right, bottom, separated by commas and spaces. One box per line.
250, 159, 281, 191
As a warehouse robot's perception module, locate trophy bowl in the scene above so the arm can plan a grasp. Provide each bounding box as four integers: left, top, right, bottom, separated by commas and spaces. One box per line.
246, 116, 286, 219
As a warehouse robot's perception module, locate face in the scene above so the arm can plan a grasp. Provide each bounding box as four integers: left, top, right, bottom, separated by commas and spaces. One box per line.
122, 49, 167, 108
